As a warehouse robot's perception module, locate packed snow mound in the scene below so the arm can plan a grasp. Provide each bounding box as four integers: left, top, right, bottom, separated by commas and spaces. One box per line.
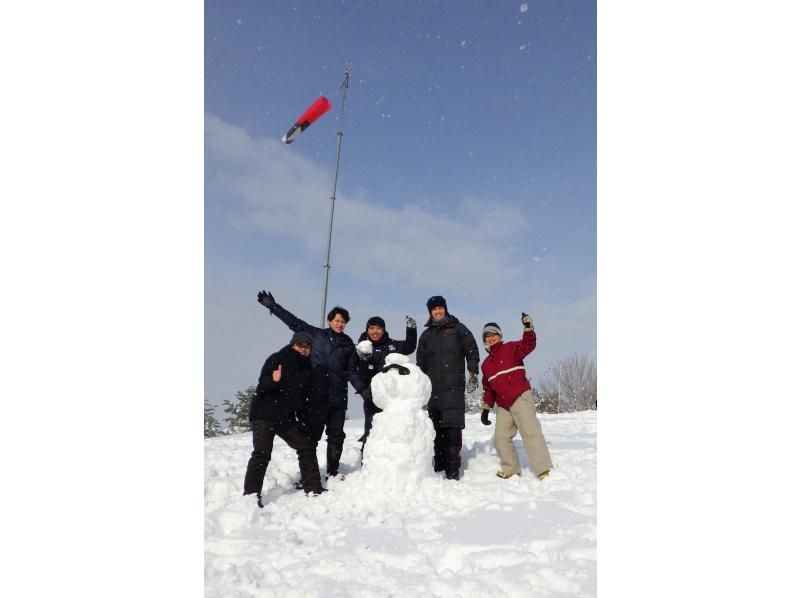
360, 353, 435, 491
370, 353, 430, 410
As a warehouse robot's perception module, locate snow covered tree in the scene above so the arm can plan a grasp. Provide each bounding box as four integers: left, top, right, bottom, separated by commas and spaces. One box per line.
222, 386, 255, 434
533, 388, 558, 413
532, 386, 560, 414
204, 400, 222, 437
539, 354, 597, 412
464, 388, 484, 414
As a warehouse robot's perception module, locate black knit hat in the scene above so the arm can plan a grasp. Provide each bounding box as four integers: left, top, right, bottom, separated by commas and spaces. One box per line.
426, 295, 448, 313
366, 316, 386, 330
290, 331, 313, 346
482, 322, 503, 340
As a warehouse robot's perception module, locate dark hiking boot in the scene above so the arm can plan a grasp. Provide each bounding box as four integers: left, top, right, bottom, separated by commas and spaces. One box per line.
305, 487, 328, 496
327, 444, 344, 478
445, 470, 460, 481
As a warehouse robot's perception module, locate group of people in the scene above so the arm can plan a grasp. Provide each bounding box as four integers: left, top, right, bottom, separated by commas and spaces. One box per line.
242, 291, 553, 508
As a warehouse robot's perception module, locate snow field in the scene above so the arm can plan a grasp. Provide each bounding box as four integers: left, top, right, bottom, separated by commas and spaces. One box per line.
205, 410, 596, 597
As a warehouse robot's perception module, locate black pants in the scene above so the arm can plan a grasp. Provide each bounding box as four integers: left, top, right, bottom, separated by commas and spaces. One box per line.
428, 407, 463, 478
297, 403, 347, 476
243, 419, 323, 495
325, 406, 346, 476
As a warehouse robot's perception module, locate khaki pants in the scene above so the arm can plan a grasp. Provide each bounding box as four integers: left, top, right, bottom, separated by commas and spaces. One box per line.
494, 390, 553, 476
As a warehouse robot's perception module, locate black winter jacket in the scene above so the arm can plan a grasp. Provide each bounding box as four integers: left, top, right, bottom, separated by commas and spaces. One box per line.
249, 345, 313, 424
356, 325, 417, 387
270, 303, 366, 409
416, 314, 480, 428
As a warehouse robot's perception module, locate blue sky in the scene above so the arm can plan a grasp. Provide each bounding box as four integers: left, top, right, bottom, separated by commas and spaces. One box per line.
205, 0, 596, 409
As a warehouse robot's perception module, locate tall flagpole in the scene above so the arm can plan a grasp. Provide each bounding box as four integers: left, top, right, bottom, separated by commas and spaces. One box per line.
321, 62, 350, 326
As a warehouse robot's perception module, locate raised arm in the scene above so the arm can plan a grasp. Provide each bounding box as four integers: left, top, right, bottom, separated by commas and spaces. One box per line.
397, 316, 418, 355
257, 290, 320, 335
513, 313, 537, 360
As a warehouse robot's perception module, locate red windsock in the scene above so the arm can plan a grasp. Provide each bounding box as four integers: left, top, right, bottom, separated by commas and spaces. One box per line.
282, 96, 332, 144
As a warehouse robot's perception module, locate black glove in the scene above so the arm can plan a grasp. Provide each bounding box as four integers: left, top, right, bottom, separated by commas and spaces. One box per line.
481, 408, 491, 426
466, 373, 478, 393
406, 315, 417, 329
258, 290, 275, 310
521, 312, 533, 330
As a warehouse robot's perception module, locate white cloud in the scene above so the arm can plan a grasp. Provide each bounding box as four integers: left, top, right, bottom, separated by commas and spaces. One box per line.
206, 113, 531, 293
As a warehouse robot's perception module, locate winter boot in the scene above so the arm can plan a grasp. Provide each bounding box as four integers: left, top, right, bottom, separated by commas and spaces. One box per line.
445, 469, 460, 481
256, 493, 264, 508
305, 487, 328, 496
326, 443, 344, 478
536, 470, 550, 481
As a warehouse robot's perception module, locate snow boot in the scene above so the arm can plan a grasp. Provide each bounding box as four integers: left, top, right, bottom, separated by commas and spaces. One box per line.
256, 493, 264, 508
326, 443, 344, 478
536, 470, 550, 481
305, 487, 328, 496
496, 470, 518, 479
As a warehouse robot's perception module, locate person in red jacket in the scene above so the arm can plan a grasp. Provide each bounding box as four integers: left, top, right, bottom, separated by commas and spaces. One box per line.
480, 313, 553, 480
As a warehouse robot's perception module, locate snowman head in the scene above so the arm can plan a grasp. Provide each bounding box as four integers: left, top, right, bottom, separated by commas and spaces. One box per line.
371, 353, 431, 411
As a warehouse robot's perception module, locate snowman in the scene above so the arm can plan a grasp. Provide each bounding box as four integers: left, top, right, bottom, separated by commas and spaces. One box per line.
360, 353, 436, 490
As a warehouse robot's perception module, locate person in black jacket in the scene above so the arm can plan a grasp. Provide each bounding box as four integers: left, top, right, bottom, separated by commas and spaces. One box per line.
416, 295, 480, 480
256, 290, 368, 479
355, 315, 418, 448
243, 331, 326, 507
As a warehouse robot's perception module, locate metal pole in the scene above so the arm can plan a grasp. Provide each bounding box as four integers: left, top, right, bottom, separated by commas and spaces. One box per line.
321, 63, 350, 326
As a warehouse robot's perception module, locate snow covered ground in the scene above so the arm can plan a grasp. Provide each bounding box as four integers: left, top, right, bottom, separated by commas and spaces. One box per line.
205, 410, 596, 597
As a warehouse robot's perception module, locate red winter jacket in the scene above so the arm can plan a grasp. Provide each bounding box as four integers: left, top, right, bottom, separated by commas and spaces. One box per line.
480, 329, 536, 410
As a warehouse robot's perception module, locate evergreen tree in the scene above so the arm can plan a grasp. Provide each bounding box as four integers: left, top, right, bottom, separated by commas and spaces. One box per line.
204, 400, 222, 438
532, 386, 559, 414
222, 385, 256, 434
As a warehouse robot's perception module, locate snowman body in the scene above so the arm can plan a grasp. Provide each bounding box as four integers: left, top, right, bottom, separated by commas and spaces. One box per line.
361, 353, 436, 489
